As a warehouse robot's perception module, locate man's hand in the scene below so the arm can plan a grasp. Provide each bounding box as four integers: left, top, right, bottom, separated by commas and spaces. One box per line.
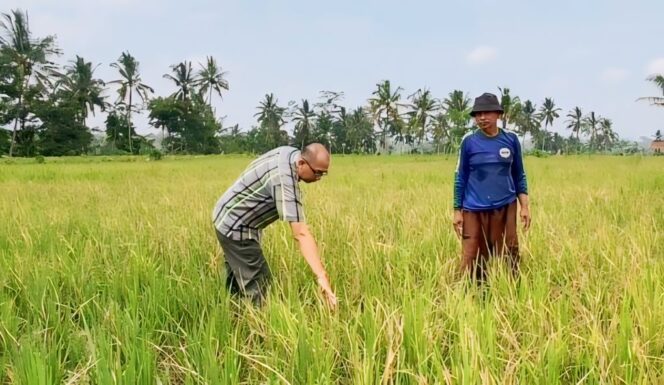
290, 222, 337, 310
520, 206, 531, 231
317, 273, 337, 310
517, 193, 531, 231
453, 209, 463, 239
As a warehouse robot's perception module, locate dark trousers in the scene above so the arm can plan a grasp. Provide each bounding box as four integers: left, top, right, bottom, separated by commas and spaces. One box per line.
461, 201, 520, 282
215, 230, 271, 306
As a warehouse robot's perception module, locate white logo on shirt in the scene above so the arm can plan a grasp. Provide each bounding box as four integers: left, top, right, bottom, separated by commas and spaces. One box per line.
499, 148, 511, 158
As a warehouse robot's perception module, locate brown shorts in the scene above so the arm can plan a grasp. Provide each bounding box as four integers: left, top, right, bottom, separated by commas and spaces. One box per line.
461, 200, 519, 281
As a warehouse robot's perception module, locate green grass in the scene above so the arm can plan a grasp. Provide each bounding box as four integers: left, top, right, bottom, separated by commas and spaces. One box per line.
0, 155, 663, 384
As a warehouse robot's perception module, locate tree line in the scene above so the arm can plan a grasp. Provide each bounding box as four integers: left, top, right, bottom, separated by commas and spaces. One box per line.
2, 9, 661, 158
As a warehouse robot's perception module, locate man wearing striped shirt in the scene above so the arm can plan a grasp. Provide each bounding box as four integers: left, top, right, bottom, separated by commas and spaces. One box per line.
212, 143, 336, 307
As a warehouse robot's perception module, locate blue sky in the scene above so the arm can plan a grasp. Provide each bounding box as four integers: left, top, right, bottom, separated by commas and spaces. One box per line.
5, 0, 664, 140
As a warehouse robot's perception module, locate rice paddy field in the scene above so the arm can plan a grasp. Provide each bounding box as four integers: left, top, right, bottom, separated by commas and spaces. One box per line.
0, 154, 663, 385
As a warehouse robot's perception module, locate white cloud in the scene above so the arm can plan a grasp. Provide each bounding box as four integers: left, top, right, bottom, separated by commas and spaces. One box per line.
466, 46, 498, 65
599, 67, 629, 83
646, 58, 664, 75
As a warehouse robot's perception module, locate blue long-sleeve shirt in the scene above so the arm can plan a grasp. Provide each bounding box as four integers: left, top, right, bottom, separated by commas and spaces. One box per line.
454, 129, 528, 211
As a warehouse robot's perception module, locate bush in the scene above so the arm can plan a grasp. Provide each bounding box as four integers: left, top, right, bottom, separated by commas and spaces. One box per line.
148, 149, 163, 161
95, 143, 130, 156
527, 149, 550, 158
35, 155, 45, 164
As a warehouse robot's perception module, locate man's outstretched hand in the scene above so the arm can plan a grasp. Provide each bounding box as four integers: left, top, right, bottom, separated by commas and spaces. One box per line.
317, 274, 337, 310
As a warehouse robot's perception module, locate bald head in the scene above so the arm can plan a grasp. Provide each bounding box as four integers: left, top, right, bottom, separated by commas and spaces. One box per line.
297, 143, 330, 183
302, 143, 330, 165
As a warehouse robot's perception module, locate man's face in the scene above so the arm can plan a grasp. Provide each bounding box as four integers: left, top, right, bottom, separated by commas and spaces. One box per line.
297, 156, 329, 183
474, 111, 502, 130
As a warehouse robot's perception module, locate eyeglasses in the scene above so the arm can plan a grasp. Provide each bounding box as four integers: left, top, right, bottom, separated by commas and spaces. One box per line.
302, 157, 328, 177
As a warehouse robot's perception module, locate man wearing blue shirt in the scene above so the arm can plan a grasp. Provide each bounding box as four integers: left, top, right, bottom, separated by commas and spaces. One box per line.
453, 93, 531, 282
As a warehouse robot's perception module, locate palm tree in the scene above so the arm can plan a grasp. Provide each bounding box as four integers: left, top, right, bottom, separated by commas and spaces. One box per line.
583, 111, 600, 151
345, 107, 374, 154
538, 97, 561, 151
292, 99, 315, 150
637, 74, 664, 106
508, 100, 523, 134
109, 51, 154, 153
164, 61, 195, 101
498, 87, 521, 130
196, 56, 228, 107
254, 93, 286, 150
255, 93, 285, 128
1, 9, 60, 156
430, 112, 451, 154
598, 118, 617, 151
565, 107, 583, 140
228, 123, 241, 137
57, 56, 106, 124
442, 90, 471, 150
330, 106, 349, 153
315, 90, 345, 115
515, 100, 539, 148
407, 88, 438, 150
368, 80, 403, 152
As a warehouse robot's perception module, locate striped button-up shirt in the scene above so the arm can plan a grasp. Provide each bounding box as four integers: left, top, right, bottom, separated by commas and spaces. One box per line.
212, 146, 305, 241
